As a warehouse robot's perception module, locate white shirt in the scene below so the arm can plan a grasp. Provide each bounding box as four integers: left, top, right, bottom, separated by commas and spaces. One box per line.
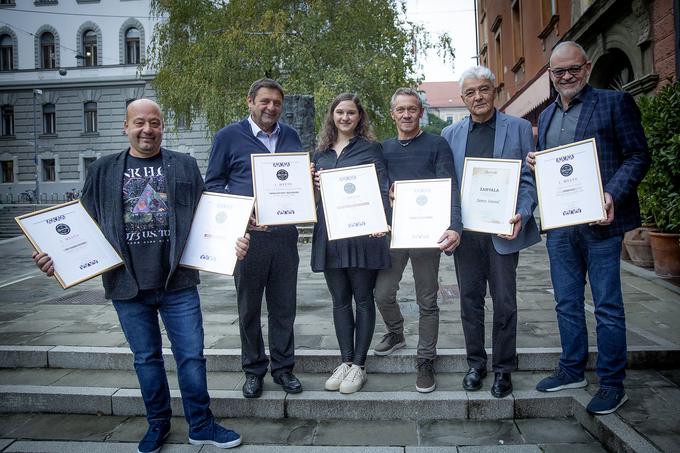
248, 116, 280, 153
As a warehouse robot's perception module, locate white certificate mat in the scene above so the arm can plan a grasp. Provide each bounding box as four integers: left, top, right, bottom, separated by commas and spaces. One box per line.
460, 158, 521, 235
180, 192, 254, 276
534, 138, 606, 230
251, 152, 316, 226
319, 163, 389, 241
391, 178, 451, 249
15, 200, 123, 289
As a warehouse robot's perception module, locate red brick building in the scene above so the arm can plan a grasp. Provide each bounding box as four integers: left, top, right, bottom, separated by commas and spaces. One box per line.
478, 0, 679, 125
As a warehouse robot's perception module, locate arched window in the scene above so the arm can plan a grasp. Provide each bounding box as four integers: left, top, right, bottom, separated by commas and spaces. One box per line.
40, 32, 55, 69
83, 30, 98, 67
0, 34, 13, 71
125, 28, 140, 64
84, 101, 97, 133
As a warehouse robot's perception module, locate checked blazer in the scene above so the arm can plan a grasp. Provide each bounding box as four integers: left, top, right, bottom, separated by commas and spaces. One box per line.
537, 84, 651, 238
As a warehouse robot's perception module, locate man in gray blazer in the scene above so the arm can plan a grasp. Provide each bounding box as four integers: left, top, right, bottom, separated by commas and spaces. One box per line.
33, 99, 249, 453
441, 66, 540, 398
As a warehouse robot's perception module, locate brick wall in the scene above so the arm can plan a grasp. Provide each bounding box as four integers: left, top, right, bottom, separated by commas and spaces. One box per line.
651, 0, 677, 90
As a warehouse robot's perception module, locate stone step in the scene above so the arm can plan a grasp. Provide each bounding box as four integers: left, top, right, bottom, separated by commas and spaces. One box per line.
0, 413, 612, 453
1, 345, 677, 373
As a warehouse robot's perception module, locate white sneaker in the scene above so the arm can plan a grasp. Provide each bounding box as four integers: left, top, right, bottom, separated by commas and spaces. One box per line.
339, 364, 367, 394
325, 362, 351, 391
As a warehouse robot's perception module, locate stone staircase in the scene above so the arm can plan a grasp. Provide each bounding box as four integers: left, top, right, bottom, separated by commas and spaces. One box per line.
0, 345, 675, 452
0, 205, 52, 240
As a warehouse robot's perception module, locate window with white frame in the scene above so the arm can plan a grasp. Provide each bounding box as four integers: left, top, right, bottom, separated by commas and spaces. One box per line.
82, 29, 98, 67
42, 158, 55, 182
0, 34, 13, 71
84, 101, 97, 133
42, 103, 56, 134
125, 28, 140, 64
40, 32, 55, 69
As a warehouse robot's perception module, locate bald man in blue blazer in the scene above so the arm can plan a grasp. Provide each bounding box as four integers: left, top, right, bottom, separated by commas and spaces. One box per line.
441, 66, 540, 398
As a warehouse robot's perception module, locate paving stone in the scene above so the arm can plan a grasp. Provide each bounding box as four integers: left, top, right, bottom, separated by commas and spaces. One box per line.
3, 441, 199, 452
0, 413, 32, 437
0, 439, 14, 449
538, 443, 607, 453
616, 387, 680, 453
418, 419, 525, 446
48, 346, 133, 370
0, 413, 127, 441
286, 391, 467, 420
0, 385, 115, 414
514, 418, 595, 444
512, 390, 575, 418
458, 446, 541, 453
467, 391, 513, 420
314, 419, 417, 446
404, 448, 458, 453
0, 346, 50, 368
218, 417, 316, 445
0, 368, 71, 386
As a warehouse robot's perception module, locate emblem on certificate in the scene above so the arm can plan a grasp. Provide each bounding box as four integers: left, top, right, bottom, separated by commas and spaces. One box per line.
534, 138, 606, 230
180, 192, 254, 276
390, 178, 451, 248
460, 158, 521, 235
15, 200, 123, 289
251, 152, 316, 226
318, 163, 389, 241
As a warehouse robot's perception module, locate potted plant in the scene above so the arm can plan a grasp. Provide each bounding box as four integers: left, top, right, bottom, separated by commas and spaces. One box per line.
637, 81, 680, 278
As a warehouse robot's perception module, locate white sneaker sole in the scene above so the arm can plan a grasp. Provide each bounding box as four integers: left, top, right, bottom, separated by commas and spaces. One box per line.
325, 380, 342, 391
540, 378, 588, 392
188, 436, 242, 449
339, 378, 367, 394
588, 394, 629, 415
416, 383, 436, 393
374, 341, 406, 356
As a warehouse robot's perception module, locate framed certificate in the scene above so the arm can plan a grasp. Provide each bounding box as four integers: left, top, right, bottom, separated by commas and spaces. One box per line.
460, 158, 522, 235
390, 178, 451, 249
251, 152, 316, 226
15, 200, 123, 289
534, 138, 606, 230
318, 163, 389, 241
180, 192, 254, 276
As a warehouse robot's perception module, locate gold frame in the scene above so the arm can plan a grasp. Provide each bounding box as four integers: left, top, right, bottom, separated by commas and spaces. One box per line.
460, 157, 522, 235
390, 178, 451, 249
250, 152, 317, 226
534, 138, 606, 231
318, 163, 389, 241
14, 200, 123, 289
179, 192, 254, 276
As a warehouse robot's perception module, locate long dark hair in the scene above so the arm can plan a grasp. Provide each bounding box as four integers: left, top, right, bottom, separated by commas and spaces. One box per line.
316, 93, 375, 152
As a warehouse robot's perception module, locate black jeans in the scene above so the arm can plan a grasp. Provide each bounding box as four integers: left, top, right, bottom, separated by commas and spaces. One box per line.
234, 228, 299, 377
324, 268, 378, 367
454, 231, 519, 373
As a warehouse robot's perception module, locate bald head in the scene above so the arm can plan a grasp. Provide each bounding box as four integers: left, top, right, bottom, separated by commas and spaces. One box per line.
548, 41, 591, 107
550, 41, 588, 66
124, 98, 164, 158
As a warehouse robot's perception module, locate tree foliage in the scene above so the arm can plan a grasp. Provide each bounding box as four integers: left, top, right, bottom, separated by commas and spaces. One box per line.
148, 0, 454, 139
422, 113, 450, 136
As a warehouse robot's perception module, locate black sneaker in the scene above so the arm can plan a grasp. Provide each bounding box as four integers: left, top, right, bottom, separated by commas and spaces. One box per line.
374, 332, 406, 356
415, 358, 436, 393
586, 386, 629, 415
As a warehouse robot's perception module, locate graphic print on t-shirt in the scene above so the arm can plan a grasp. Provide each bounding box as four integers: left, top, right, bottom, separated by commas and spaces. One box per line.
123, 156, 169, 246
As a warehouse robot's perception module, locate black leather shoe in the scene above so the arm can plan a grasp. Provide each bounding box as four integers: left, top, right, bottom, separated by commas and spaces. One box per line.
273, 371, 303, 394
491, 372, 513, 398
463, 368, 487, 391
242, 374, 264, 398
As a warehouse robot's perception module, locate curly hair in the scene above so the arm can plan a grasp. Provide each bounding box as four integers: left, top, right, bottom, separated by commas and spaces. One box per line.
316, 93, 375, 152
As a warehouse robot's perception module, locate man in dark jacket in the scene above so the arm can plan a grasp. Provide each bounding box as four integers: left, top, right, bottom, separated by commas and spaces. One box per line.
33, 99, 249, 453
526, 42, 650, 415
205, 79, 304, 399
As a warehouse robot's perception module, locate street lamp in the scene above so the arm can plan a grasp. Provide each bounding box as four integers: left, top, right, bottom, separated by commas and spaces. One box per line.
33, 88, 42, 205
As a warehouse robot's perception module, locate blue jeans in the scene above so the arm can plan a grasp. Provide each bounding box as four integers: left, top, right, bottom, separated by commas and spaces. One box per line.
113, 286, 213, 428
546, 225, 626, 387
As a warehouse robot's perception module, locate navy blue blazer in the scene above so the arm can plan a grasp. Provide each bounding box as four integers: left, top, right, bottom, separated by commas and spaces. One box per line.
537, 84, 650, 238
441, 110, 541, 255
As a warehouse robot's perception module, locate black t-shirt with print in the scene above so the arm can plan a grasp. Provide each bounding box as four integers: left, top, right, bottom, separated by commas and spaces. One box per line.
123, 153, 171, 290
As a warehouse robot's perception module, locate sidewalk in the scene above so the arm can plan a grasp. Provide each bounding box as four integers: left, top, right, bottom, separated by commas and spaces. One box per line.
0, 235, 679, 452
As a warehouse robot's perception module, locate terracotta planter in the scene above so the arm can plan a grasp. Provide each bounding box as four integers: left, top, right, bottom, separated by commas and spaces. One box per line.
623, 226, 659, 268
649, 232, 680, 278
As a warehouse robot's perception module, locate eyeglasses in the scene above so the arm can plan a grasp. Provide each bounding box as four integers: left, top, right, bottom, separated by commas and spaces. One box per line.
463, 85, 494, 98
550, 62, 587, 78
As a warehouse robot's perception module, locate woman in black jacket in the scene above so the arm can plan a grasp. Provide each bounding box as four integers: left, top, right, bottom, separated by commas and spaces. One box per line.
311, 93, 391, 394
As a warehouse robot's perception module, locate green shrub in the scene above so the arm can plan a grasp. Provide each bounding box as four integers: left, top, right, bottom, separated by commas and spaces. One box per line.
637, 80, 680, 233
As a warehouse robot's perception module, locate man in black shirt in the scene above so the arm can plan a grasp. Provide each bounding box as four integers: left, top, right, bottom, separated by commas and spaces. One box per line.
33, 99, 249, 453
441, 66, 540, 399
373, 88, 463, 393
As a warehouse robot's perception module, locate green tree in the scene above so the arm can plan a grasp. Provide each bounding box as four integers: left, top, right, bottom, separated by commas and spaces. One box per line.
422, 113, 450, 136
148, 0, 454, 140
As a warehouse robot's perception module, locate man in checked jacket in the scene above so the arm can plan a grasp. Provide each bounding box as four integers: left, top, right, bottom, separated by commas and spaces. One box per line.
526, 41, 650, 415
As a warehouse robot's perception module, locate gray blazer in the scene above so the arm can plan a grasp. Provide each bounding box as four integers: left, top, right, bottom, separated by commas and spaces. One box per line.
441, 110, 541, 255
81, 147, 203, 300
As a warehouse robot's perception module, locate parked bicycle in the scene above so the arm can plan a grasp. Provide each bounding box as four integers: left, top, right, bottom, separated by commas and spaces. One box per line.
19, 189, 35, 204
65, 188, 80, 201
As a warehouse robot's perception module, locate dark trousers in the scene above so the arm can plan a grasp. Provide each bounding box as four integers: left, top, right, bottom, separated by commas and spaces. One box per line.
324, 268, 378, 367
234, 228, 299, 377
454, 231, 519, 373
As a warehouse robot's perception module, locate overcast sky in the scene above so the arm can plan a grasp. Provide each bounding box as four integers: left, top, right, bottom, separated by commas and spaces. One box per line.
405, 0, 478, 82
